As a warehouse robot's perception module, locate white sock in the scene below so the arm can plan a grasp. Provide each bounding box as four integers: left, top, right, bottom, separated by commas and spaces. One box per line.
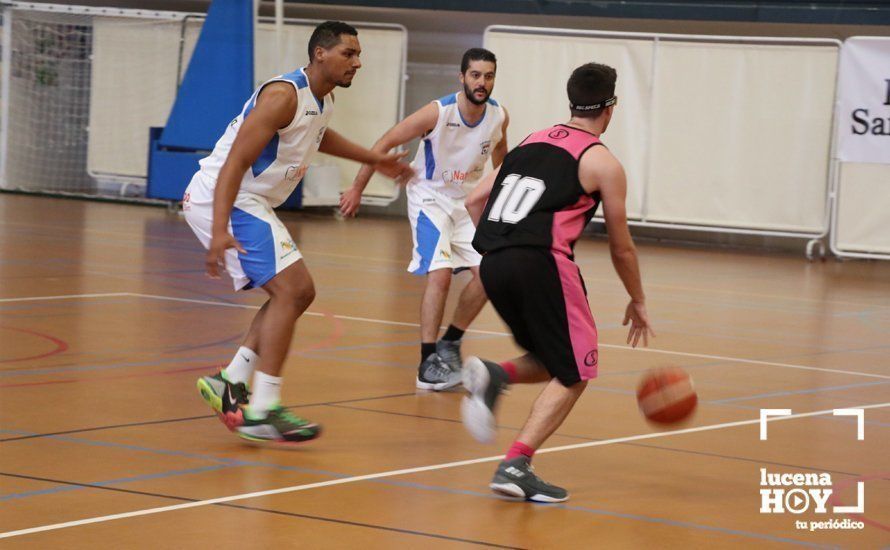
248, 370, 282, 418
223, 346, 258, 385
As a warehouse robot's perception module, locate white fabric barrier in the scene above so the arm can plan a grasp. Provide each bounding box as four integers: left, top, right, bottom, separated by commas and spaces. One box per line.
88, 16, 200, 179
646, 41, 838, 231
831, 37, 890, 259
88, 17, 405, 200
484, 31, 651, 218
485, 26, 839, 239
834, 163, 890, 255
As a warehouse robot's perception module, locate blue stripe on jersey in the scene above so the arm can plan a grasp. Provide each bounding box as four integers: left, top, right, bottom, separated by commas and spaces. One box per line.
423, 138, 435, 180
458, 106, 485, 128
487, 98, 499, 106
251, 133, 279, 177
438, 93, 458, 106
231, 208, 277, 288
243, 91, 259, 118
282, 68, 309, 89
281, 68, 324, 113
412, 211, 440, 275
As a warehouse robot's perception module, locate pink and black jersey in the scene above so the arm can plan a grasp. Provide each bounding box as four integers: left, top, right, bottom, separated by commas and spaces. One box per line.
472, 125, 602, 258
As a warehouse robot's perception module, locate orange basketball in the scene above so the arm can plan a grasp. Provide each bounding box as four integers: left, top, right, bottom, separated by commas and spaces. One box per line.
636, 367, 697, 424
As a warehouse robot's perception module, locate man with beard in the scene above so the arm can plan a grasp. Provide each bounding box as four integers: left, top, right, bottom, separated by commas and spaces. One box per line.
342, 48, 509, 391
186, 21, 412, 444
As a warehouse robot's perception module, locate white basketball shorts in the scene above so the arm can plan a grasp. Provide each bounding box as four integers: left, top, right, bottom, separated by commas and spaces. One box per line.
183, 171, 302, 291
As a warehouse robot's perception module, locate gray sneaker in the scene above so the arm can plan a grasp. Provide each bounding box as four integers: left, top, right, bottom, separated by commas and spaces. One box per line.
460, 356, 509, 443
436, 339, 462, 374
490, 456, 569, 503
416, 353, 462, 391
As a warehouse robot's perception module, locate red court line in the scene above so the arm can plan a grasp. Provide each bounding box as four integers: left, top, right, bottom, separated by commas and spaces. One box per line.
292, 310, 344, 354
828, 472, 890, 531
0, 326, 69, 363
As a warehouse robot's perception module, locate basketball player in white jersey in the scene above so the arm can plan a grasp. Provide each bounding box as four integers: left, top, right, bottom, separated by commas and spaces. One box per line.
184, 21, 412, 444
342, 48, 509, 390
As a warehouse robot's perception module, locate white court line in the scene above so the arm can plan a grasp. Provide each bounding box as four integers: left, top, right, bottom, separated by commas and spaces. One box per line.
1, 291, 888, 380
1, 401, 887, 540
130, 292, 890, 381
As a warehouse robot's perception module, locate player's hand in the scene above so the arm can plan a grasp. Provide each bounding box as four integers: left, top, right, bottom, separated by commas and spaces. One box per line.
374, 151, 414, 184
339, 186, 363, 218
623, 300, 654, 348
206, 232, 246, 279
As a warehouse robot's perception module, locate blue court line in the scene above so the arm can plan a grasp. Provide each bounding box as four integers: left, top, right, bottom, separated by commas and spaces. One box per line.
624, 322, 889, 355
0, 465, 231, 501
166, 333, 245, 354
618, 289, 874, 318
0, 226, 199, 253
373, 478, 831, 549
0, 354, 231, 379
0, 429, 347, 478
0, 430, 826, 547
598, 343, 890, 379
711, 379, 890, 404
302, 333, 503, 354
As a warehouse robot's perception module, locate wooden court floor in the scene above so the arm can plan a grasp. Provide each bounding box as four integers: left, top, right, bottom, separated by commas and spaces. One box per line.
0, 193, 888, 548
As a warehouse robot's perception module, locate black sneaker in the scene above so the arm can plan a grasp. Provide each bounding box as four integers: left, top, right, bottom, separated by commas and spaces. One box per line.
436, 339, 462, 374
460, 357, 509, 443
196, 372, 250, 430
490, 456, 569, 503
416, 353, 462, 391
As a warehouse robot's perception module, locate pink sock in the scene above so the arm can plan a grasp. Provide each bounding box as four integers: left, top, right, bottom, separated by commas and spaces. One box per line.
505, 441, 536, 462
500, 361, 518, 383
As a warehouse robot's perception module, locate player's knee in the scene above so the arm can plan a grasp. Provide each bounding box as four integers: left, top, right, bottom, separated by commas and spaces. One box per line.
269, 273, 315, 309
559, 378, 588, 392
289, 278, 315, 309
427, 268, 451, 290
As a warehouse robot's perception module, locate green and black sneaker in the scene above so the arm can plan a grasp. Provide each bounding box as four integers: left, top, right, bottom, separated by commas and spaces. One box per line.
196, 372, 250, 431
236, 405, 322, 445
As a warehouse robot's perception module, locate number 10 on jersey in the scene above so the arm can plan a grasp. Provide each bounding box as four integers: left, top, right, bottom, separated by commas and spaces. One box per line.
487, 174, 545, 224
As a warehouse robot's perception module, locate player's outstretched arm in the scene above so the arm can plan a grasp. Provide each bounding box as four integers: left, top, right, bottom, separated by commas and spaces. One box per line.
465, 165, 501, 226
490, 107, 510, 169
340, 102, 438, 217
579, 146, 654, 348
207, 82, 295, 279
318, 129, 411, 180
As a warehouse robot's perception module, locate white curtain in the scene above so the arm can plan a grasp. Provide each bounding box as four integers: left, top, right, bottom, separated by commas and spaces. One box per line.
647, 42, 837, 231
485, 31, 652, 218
486, 29, 839, 232
88, 17, 200, 178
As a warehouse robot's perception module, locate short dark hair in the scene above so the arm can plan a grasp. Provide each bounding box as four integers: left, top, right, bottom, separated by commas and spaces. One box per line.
461, 48, 497, 73
307, 21, 358, 62
567, 63, 617, 118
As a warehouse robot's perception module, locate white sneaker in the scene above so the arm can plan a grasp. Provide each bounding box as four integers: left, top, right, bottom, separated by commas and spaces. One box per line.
461, 356, 509, 443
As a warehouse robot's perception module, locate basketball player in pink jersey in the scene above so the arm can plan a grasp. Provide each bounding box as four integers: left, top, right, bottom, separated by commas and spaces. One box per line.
462, 63, 654, 502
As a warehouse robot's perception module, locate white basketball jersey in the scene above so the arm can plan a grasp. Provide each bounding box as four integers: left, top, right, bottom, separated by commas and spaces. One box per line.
199, 67, 333, 207
410, 92, 504, 199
